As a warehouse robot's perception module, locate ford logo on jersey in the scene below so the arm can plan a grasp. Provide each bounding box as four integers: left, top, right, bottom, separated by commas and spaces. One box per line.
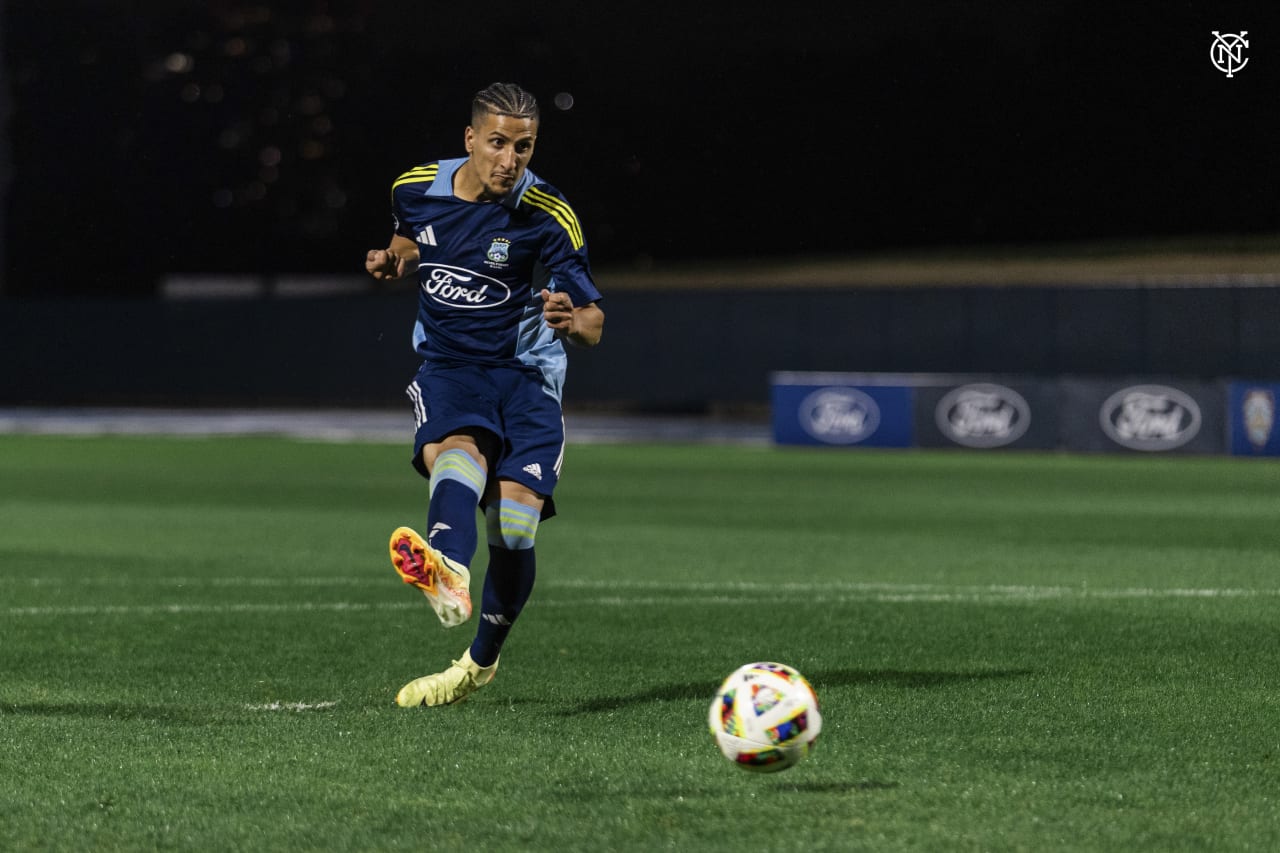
419, 264, 511, 310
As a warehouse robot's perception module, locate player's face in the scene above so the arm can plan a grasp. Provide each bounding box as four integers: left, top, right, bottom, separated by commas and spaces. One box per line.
465, 113, 537, 200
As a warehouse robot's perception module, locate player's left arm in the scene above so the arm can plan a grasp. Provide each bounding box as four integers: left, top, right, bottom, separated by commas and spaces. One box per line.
529, 185, 604, 347
541, 289, 604, 347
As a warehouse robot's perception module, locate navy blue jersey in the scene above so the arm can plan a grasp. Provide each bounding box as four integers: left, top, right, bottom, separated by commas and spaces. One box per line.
390, 158, 602, 398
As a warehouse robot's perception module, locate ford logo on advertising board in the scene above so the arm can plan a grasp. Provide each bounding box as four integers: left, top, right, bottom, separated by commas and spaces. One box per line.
799, 388, 880, 444
419, 264, 511, 310
935, 383, 1031, 448
1099, 384, 1201, 451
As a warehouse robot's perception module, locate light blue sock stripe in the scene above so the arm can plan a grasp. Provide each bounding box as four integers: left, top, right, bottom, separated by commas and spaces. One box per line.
430, 449, 485, 498
499, 516, 538, 540
486, 500, 539, 550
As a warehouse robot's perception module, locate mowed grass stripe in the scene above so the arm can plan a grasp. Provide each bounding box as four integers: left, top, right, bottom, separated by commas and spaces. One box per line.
9, 574, 1280, 596
9, 581, 1280, 617
2, 434, 1279, 852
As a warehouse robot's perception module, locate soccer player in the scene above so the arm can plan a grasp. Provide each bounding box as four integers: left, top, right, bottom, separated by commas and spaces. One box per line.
364, 82, 604, 706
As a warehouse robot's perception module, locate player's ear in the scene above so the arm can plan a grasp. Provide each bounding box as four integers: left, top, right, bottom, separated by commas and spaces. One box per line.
464, 126, 474, 154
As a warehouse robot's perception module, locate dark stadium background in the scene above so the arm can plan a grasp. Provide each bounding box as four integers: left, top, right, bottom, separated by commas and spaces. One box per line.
0, 1, 1276, 411
3, 0, 1275, 294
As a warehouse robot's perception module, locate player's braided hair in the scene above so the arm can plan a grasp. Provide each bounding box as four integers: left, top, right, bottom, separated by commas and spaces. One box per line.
471, 82, 540, 125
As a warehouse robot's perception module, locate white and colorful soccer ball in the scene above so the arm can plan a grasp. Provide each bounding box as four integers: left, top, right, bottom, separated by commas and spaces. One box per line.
708, 661, 822, 772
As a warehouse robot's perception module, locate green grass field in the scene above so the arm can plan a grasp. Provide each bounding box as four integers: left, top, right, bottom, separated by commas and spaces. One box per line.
2, 434, 1278, 851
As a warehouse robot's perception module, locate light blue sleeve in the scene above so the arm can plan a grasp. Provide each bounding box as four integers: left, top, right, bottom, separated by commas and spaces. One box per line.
514, 289, 567, 401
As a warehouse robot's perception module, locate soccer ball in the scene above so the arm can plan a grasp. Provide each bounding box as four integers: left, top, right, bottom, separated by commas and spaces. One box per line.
708, 661, 822, 772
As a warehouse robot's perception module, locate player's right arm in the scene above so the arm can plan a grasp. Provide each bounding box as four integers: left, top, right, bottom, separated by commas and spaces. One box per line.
365, 234, 419, 281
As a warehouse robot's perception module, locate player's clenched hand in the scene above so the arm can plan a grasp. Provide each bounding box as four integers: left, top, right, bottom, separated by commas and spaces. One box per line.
541, 288, 575, 335
365, 248, 408, 280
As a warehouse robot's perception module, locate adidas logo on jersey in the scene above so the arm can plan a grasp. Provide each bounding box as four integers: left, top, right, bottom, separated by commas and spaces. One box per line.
522, 463, 543, 481
417, 225, 437, 246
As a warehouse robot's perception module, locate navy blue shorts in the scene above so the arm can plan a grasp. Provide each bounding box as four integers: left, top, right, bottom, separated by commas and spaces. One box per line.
405, 361, 564, 518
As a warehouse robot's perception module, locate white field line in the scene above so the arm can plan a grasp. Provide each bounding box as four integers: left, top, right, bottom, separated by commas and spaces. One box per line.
5, 601, 418, 617
244, 701, 339, 712
5, 578, 1280, 617
548, 578, 1280, 601
4, 577, 383, 588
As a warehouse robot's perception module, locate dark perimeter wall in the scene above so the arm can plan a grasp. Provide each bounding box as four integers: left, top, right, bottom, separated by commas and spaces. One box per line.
3, 284, 1278, 410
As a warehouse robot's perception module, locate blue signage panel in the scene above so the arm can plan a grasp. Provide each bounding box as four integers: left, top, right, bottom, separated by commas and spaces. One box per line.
771, 382, 914, 447
1229, 382, 1280, 456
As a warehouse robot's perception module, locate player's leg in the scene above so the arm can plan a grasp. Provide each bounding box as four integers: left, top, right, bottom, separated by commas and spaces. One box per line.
392, 366, 500, 628
389, 430, 495, 627
463, 368, 566, 671
396, 367, 563, 707
468, 480, 544, 668
395, 479, 541, 708
420, 430, 497, 569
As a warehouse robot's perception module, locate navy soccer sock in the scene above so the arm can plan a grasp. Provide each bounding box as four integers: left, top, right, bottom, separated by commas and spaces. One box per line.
469, 500, 539, 667
426, 448, 485, 567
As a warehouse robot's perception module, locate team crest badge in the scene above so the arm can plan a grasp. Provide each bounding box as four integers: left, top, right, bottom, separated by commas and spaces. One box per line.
1243, 389, 1275, 450
486, 238, 511, 265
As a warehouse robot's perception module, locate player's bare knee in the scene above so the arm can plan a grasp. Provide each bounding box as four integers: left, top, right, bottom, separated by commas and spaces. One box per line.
424, 432, 492, 473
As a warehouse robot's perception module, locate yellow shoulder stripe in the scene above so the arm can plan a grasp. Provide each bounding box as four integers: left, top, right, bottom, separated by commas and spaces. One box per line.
391, 165, 439, 197
524, 186, 584, 250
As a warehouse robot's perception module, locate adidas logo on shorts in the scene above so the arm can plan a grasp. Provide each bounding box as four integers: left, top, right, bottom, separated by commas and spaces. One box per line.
522, 463, 543, 481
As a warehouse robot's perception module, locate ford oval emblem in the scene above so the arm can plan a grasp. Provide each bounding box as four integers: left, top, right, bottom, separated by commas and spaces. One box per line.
935, 383, 1031, 448
419, 264, 511, 310
1099, 384, 1201, 451
798, 388, 881, 444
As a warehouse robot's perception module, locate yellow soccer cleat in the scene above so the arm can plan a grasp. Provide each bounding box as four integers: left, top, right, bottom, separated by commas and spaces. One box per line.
395, 650, 499, 707
389, 526, 472, 627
